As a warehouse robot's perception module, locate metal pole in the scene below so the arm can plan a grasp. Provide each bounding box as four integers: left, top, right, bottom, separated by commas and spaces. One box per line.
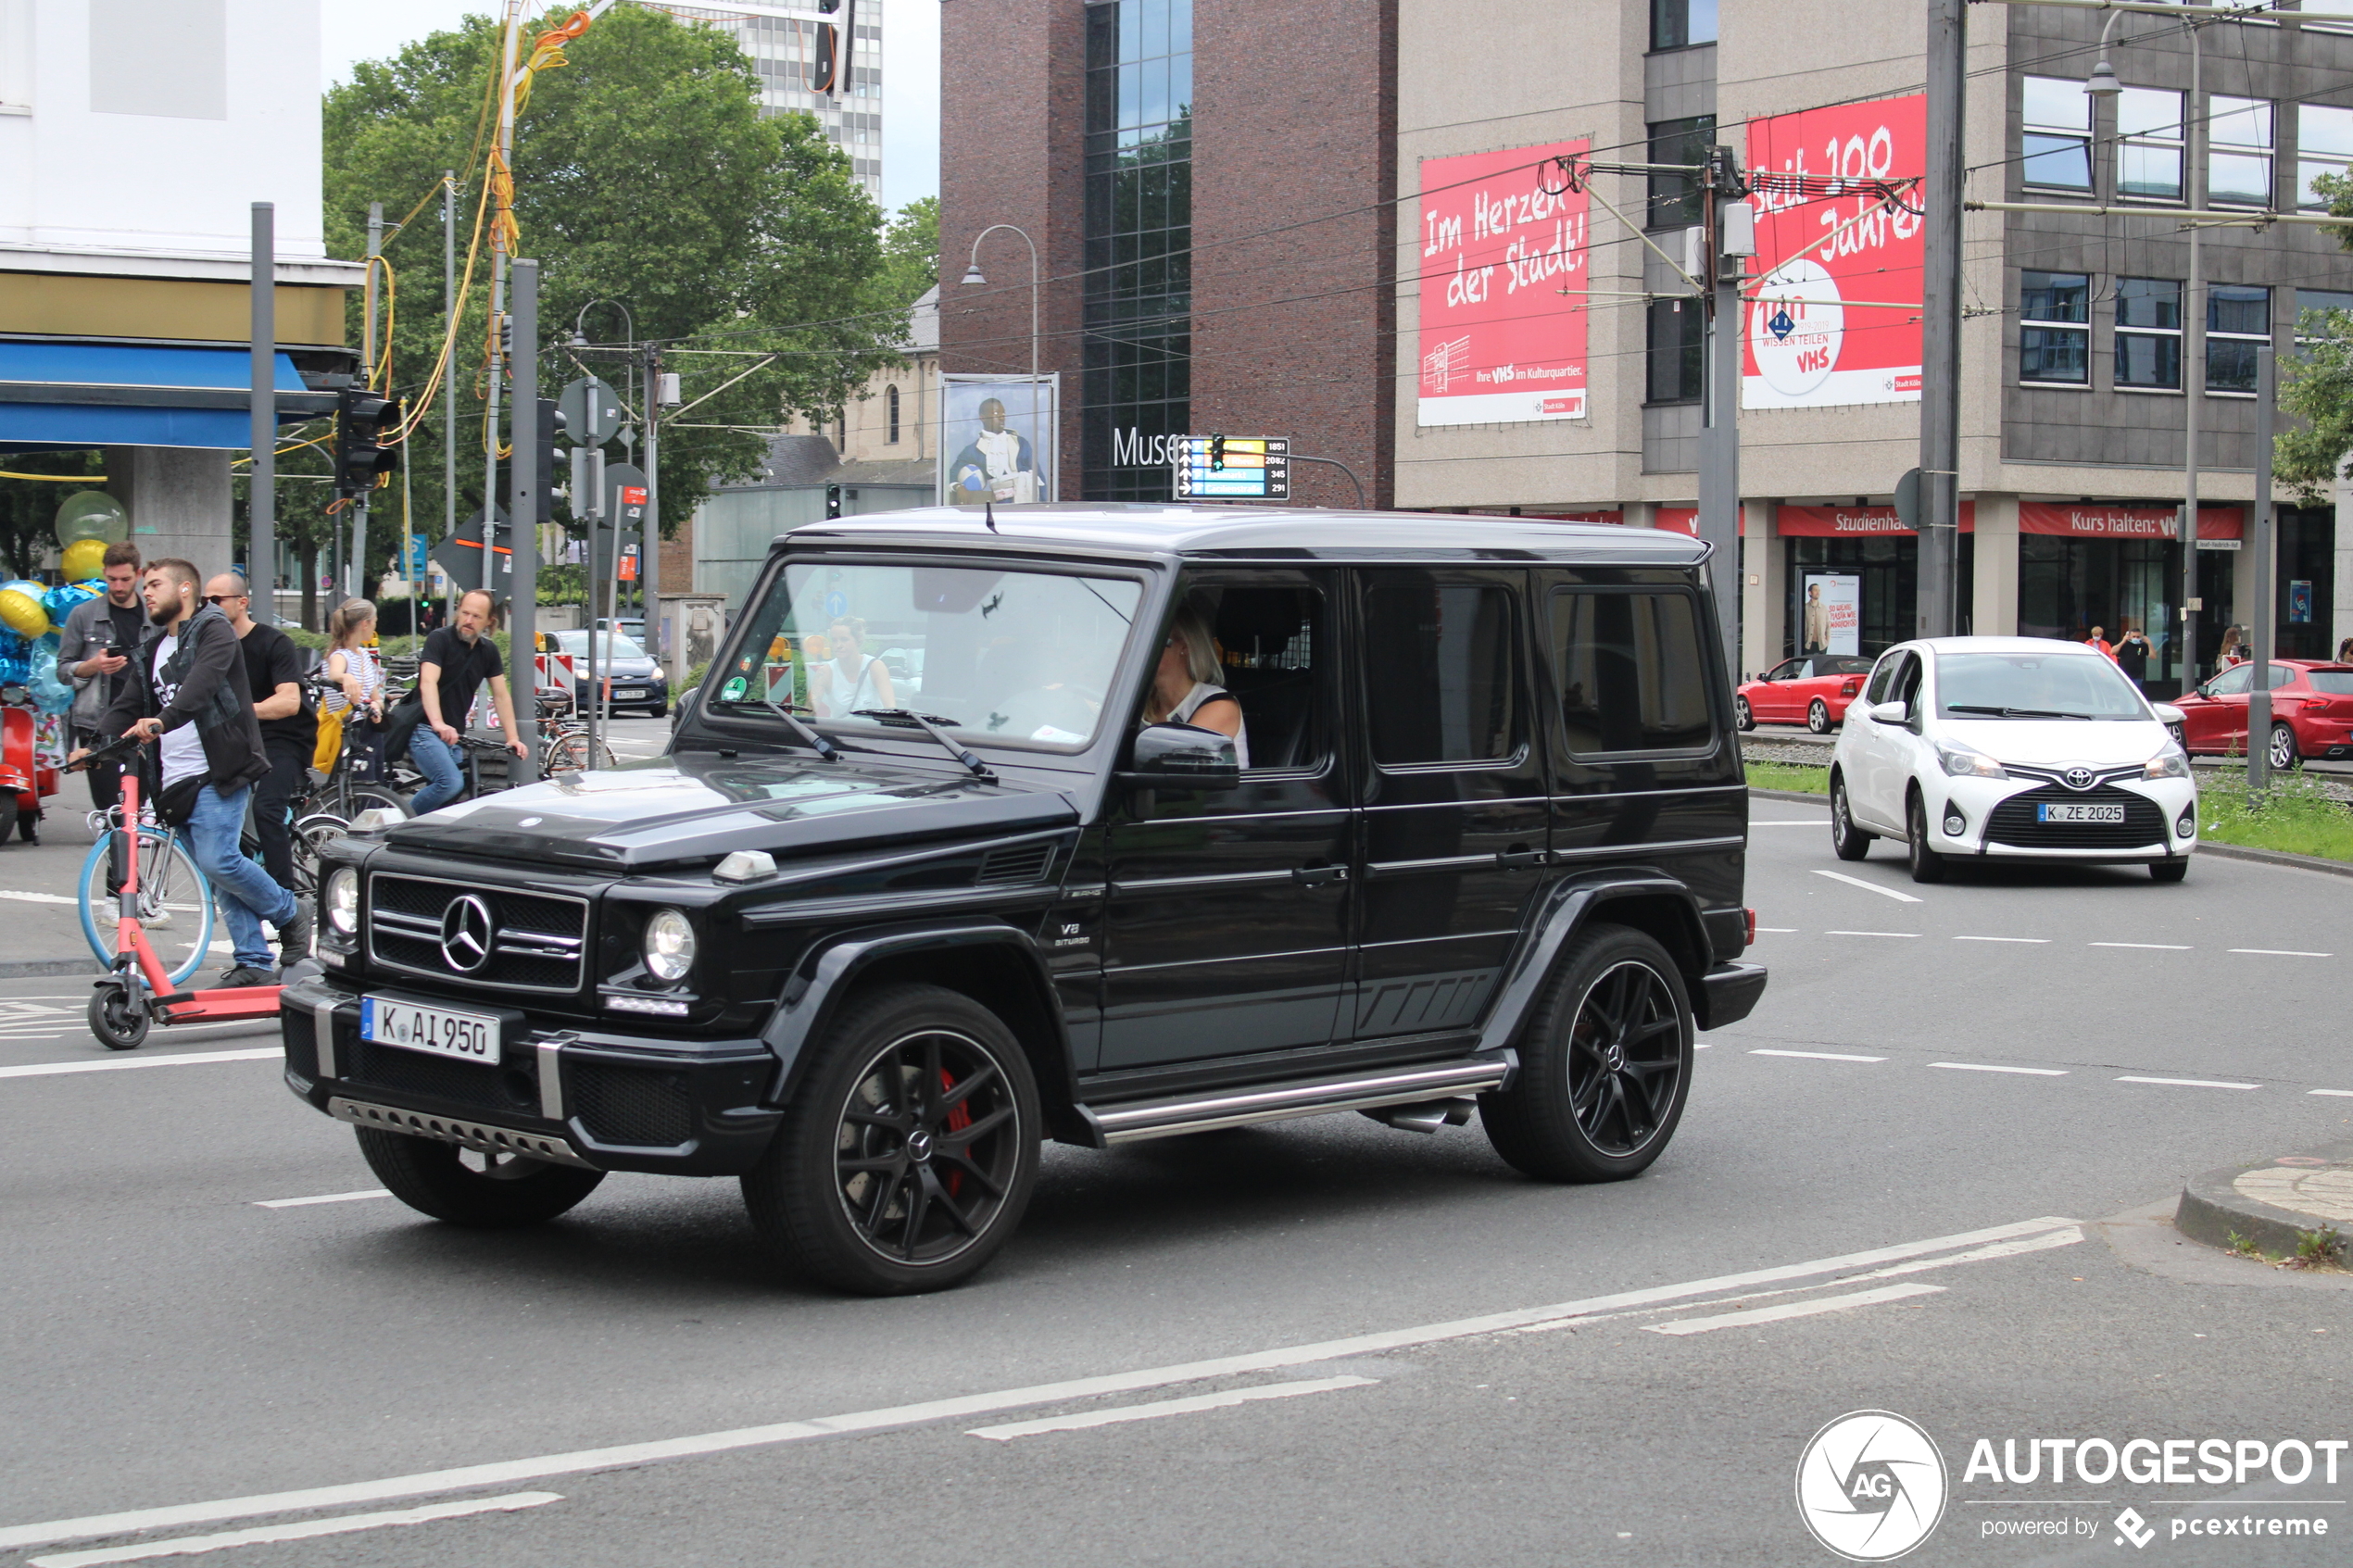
484, 6, 523, 586
2247, 344, 2276, 794
248, 203, 274, 597
1697, 155, 1742, 691
2181, 19, 2204, 697
1919, 0, 1967, 640
643, 345, 662, 679
444, 170, 458, 627
357, 201, 382, 602
509, 259, 542, 784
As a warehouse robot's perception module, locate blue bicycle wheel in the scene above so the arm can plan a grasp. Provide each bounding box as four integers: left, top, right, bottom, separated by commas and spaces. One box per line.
80, 827, 214, 988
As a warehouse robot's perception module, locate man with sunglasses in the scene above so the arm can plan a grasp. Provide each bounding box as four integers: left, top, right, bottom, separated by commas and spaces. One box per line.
207, 573, 314, 899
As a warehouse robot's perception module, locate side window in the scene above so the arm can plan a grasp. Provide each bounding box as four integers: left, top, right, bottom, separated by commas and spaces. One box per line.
2206, 663, 2252, 696
1863, 653, 1899, 706
1361, 572, 1520, 765
1168, 574, 1331, 772
1550, 588, 1715, 756
1890, 652, 1924, 712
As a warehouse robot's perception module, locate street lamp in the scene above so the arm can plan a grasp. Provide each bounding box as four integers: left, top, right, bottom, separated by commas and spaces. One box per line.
961, 224, 1045, 502
2089, 9, 2205, 697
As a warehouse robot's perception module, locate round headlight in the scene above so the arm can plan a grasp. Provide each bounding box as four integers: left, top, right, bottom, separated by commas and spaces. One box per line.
325, 868, 359, 936
643, 909, 696, 983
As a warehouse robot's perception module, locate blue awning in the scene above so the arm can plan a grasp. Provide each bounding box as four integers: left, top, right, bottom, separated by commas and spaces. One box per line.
0, 342, 335, 451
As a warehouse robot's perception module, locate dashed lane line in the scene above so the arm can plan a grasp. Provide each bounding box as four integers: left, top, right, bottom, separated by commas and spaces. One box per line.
0, 1048, 277, 1081
2116, 1075, 2262, 1091
965, 1376, 1376, 1442
2230, 948, 2334, 958
1810, 869, 1923, 903
1644, 1282, 1944, 1336
1954, 935, 2050, 944
25, 1493, 564, 1568
0, 889, 79, 906
1750, 1048, 1886, 1063
2090, 942, 2194, 951
254, 1189, 391, 1210
1750, 821, 1831, 826
1930, 1061, 2070, 1077
2309, 1089, 2353, 1098
1825, 931, 1919, 938
0, 1214, 2082, 1553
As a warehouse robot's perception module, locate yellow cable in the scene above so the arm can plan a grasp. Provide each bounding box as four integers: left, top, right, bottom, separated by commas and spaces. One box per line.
0, 470, 104, 482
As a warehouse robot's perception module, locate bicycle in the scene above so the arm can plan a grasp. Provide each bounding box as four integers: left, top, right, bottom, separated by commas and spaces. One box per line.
77, 797, 216, 991
284, 672, 412, 895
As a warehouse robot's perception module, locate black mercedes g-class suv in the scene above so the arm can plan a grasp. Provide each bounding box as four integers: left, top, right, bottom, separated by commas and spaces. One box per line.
283, 506, 1765, 1295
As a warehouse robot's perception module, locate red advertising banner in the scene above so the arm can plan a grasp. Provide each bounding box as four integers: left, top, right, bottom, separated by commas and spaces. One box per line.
1655, 508, 1743, 537
1777, 503, 1976, 536
2019, 503, 2243, 540
1416, 141, 1590, 427
1743, 95, 1927, 411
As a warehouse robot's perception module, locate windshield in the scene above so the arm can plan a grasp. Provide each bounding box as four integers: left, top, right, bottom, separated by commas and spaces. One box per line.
1934, 650, 2151, 721
710, 561, 1143, 749
555, 631, 646, 659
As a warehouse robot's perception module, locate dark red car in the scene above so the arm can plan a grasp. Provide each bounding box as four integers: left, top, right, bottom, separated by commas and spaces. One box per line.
1735, 655, 1878, 733
2169, 659, 2353, 770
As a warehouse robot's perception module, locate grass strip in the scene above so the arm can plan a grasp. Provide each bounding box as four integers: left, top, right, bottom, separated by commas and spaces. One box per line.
2197, 764, 2353, 862
1744, 759, 1829, 796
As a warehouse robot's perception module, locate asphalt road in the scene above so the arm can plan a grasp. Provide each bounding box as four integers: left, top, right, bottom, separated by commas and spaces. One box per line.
1, 796, 2347, 1566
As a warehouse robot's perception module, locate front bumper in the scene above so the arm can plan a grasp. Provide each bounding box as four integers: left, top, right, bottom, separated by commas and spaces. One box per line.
1925, 774, 2197, 862
279, 974, 783, 1175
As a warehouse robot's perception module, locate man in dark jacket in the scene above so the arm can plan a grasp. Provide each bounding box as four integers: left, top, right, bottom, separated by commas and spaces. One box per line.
81, 558, 310, 985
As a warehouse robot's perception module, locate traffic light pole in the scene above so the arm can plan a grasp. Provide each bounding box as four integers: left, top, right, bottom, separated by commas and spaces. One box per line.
1697, 150, 1743, 692
248, 203, 274, 602
1918, 0, 1967, 639
643, 344, 663, 679
445, 170, 458, 627
355, 202, 382, 603
508, 259, 542, 784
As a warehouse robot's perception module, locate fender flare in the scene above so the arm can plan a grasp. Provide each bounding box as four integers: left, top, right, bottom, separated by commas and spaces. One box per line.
758, 917, 1066, 1103
1475, 873, 1716, 1057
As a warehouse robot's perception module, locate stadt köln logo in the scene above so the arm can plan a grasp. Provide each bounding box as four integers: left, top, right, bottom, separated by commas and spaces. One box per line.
1795, 1411, 1950, 1562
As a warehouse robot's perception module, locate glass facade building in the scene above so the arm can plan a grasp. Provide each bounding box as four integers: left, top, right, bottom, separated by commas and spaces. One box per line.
1080, 0, 1192, 500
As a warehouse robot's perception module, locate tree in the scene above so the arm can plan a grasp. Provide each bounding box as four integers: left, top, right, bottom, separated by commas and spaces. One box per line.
2278, 172, 2353, 502
876, 195, 938, 309
323, 6, 899, 586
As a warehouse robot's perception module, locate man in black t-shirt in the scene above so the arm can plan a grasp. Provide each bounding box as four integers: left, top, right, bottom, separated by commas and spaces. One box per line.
412, 588, 528, 812
209, 573, 315, 895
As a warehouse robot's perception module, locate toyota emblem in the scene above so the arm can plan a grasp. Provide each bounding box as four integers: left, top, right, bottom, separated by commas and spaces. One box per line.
439, 894, 496, 972
2064, 767, 2095, 790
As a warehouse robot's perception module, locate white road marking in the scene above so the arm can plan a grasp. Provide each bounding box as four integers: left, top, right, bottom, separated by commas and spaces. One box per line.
1751, 1048, 1886, 1063
1754, 927, 1799, 933
1750, 821, 1831, 826
1643, 1283, 1945, 1336
1825, 931, 1919, 939
2309, 1089, 2353, 1098
2116, 1075, 2260, 1091
254, 1189, 391, 1210
2229, 948, 2333, 958
0, 1214, 2083, 1553
1931, 1062, 2069, 1077
965, 1376, 1376, 1442
1810, 869, 1923, 903
0, 1048, 278, 1081
1954, 935, 2049, 944
0, 889, 79, 905
2090, 942, 2193, 951
24, 1493, 563, 1568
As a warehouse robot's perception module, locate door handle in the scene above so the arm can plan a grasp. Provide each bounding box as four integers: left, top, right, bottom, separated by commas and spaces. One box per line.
1291, 863, 1347, 885
1495, 847, 1549, 871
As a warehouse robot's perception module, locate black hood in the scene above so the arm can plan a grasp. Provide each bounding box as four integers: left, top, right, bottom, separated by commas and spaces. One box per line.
376, 751, 1077, 871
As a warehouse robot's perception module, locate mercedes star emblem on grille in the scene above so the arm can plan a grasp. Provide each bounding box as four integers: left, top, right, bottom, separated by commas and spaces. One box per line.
439, 894, 496, 972
2063, 767, 2095, 790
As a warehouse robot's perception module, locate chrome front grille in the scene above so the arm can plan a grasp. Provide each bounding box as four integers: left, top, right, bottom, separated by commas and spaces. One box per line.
366, 872, 589, 995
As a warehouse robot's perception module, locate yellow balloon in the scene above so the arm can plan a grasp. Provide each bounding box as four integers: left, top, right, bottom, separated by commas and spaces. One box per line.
0, 586, 50, 639
60, 538, 107, 582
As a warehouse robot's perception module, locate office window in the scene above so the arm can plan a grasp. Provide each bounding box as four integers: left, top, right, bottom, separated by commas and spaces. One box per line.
2020, 270, 2091, 384
1648, 116, 1716, 228
2117, 87, 2184, 200
886, 383, 900, 444
2207, 285, 2270, 392
1646, 297, 1704, 403
2208, 95, 2274, 206
2296, 287, 2353, 344
2115, 278, 2182, 388
2299, 103, 2353, 208
1651, 0, 1716, 49
2022, 76, 2093, 190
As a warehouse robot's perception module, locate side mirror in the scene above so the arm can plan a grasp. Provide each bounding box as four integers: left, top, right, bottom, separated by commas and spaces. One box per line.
1869, 700, 1909, 725
1117, 721, 1240, 790
2150, 702, 2186, 726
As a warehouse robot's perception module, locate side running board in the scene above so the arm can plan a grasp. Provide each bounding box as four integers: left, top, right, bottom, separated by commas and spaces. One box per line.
1075, 1050, 1516, 1148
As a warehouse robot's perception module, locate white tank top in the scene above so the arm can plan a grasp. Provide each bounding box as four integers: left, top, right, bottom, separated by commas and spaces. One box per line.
1170, 682, 1248, 769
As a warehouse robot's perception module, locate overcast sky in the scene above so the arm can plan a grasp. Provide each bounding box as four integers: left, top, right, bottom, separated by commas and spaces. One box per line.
318, 0, 940, 216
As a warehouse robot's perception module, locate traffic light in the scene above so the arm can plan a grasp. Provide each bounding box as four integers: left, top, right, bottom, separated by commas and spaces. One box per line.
1209, 433, 1227, 471
825, 483, 843, 519
535, 399, 565, 525
333, 387, 403, 498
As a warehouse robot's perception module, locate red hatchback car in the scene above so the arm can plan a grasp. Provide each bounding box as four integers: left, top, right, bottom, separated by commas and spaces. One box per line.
2169, 659, 2353, 770
1736, 654, 1879, 733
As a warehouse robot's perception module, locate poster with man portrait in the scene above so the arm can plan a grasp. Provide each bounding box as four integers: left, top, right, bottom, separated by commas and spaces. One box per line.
939, 374, 1059, 507
1801, 574, 1861, 657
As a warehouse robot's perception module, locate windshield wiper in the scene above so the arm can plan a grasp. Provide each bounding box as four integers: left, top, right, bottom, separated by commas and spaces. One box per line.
852, 709, 995, 779
1946, 704, 2094, 721
736, 695, 840, 761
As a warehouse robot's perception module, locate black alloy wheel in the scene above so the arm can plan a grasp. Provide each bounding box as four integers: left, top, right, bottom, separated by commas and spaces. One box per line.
2270, 723, 2299, 772
1480, 923, 1693, 1183
743, 984, 1040, 1295
1906, 791, 1946, 884
1831, 776, 1873, 861
1807, 698, 1831, 734
1734, 696, 1755, 732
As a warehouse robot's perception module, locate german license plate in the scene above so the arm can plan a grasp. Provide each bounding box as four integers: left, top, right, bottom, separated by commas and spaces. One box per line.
2037, 802, 2125, 824
614, 687, 644, 698
360, 995, 499, 1066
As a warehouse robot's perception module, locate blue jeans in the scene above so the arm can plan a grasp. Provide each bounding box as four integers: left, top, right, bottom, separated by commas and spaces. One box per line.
409, 728, 465, 813
185, 781, 297, 971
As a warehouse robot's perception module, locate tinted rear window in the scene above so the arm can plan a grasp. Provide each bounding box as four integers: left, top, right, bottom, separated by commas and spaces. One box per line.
2306, 671, 2353, 695
1361, 574, 1520, 765
1550, 589, 1715, 755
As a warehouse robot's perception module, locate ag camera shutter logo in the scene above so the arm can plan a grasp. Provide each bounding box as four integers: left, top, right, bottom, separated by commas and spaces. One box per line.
1795, 1411, 1948, 1561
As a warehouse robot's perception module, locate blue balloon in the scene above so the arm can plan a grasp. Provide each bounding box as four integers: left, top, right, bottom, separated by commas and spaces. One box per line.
43, 582, 96, 619
27, 646, 71, 713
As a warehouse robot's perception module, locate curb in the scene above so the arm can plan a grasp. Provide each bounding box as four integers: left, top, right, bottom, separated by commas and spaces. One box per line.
1748, 786, 1829, 805
2175, 1141, 2353, 1261
2195, 839, 2353, 880
0, 958, 102, 980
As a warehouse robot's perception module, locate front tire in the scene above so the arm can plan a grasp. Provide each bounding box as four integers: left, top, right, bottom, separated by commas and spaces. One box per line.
1906, 791, 1947, 884
2269, 723, 2299, 772
742, 984, 1040, 1295
1831, 776, 1873, 861
355, 1130, 605, 1226
87, 983, 148, 1050
2150, 858, 2189, 884
1479, 924, 1693, 1183
1807, 698, 1831, 734
1734, 696, 1755, 732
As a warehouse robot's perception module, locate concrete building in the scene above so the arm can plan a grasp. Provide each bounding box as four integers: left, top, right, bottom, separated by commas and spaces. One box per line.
0, 0, 358, 575
661, 0, 885, 200
942, 0, 2353, 681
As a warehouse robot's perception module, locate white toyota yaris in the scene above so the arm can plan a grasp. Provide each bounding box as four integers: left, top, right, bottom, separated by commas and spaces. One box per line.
1826, 636, 2197, 884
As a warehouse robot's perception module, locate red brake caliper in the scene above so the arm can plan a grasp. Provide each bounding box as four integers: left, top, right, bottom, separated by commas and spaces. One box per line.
940, 1069, 971, 1198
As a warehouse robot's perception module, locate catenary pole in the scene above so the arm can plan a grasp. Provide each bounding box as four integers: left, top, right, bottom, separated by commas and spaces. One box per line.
1697, 151, 1742, 689
2247, 345, 2276, 795
509, 259, 542, 784
644, 343, 663, 678
484, 5, 523, 582
2179, 16, 2206, 697
248, 203, 274, 601
444, 170, 458, 625
357, 201, 382, 601
1918, 0, 1966, 639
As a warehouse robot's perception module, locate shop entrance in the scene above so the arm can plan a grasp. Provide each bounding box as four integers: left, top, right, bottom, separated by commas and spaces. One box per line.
2018, 536, 2240, 691
2276, 506, 2337, 659
1781, 533, 1973, 660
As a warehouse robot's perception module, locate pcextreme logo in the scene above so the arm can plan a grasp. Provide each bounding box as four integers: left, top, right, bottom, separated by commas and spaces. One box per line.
1795, 1411, 1950, 1562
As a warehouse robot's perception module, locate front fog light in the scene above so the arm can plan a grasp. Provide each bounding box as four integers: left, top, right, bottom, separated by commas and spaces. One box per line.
2176, 808, 2196, 839
325, 868, 359, 936
1943, 809, 1966, 836
643, 909, 696, 983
